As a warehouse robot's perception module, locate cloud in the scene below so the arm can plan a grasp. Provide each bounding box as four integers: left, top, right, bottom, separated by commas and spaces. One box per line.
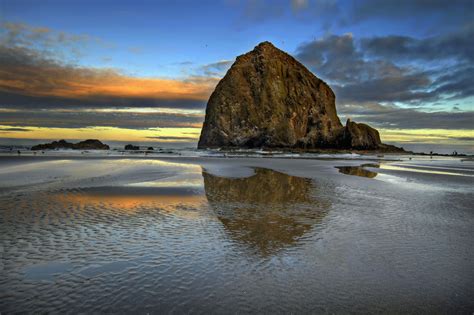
128, 47, 143, 54
296, 29, 473, 105
0, 127, 31, 132
0, 40, 217, 109
296, 34, 433, 103
452, 136, 474, 141
291, 0, 309, 11
230, 0, 340, 30
361, 25, 474, 63
0, 21, 221, 110
432, 66, 474, 99
333, 74, 432, 103
338, 103, 474, 130
347, 0, 474, 26
225, 0, 472, 35
0, 108, 204, 129
238, 0, 285, 23
146, 136, 198, 141
0, 21, 106, 62
197, 60, 234, 77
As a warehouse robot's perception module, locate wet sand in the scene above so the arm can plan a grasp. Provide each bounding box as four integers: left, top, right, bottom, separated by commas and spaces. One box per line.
0, 155, 473, 313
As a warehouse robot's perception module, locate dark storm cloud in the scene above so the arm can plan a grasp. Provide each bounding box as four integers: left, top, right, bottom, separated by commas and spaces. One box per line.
361, 26, 474, 63
296, 34, 434, 103
431, 66, 474, 99
0, 90, 207, 110
0, 109, 204, 129
296, 29, 473, 104
333, 74, 433, 103
293, 31, 470, 132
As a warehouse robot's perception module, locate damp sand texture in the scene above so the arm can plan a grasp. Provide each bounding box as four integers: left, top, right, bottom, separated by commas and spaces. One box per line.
0, 156, 473, 313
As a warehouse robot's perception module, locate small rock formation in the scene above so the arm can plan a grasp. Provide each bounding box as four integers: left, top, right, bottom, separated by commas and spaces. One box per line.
124, 144, 140, 150
31, 139, 109, 150
198, 41, 398, 151
338, 119, 381, 150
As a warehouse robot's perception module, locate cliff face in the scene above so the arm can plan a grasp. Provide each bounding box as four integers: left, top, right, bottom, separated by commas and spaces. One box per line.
198, 41, 387, 150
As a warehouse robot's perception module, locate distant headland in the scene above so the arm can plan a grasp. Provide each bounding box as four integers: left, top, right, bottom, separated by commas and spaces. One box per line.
198, 41, 403, 153
31, 139, 109, 150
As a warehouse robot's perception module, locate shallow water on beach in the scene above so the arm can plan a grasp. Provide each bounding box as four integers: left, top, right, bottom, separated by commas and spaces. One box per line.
0, 157, 473, 313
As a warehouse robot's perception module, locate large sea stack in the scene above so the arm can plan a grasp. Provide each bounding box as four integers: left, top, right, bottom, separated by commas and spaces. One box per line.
199, 41, 396, 151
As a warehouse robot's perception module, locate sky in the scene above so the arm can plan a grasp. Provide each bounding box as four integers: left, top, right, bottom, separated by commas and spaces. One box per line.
0, 0, 473, 153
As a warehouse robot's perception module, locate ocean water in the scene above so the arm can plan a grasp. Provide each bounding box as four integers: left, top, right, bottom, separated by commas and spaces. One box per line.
0, 155, 473, 313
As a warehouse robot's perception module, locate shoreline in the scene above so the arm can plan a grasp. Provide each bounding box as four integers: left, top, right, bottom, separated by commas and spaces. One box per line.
1, 145, 471, 158
1, 154, 472, 193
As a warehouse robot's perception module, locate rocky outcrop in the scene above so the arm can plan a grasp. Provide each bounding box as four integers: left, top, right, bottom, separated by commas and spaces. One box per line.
198, 41, 393, 151
73, 139, 110, 150
338, 119, 381, 150
124, 144, 140, 150
31, 139, 109, 150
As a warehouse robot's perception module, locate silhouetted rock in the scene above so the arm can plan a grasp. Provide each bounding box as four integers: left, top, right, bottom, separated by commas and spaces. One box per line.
31, 139, 109, 150
124, 144, 139, 150
338, 119, 381, 150
73, 139, 110, 150
147, 147, 154, 151
198, 41, 397, 151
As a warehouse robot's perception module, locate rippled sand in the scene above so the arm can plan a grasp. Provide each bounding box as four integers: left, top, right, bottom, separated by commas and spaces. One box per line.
0, 155, 473, 313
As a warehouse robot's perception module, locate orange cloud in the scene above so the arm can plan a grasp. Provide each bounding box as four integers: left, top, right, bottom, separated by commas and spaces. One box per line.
0, 21, 220, 107
0, 47, 218, 102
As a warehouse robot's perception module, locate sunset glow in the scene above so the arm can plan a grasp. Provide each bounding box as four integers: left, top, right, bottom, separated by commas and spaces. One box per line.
1, 0, 472, 153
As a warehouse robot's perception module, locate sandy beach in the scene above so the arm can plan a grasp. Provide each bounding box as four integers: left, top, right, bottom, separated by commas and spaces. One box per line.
0, 153, 473, 313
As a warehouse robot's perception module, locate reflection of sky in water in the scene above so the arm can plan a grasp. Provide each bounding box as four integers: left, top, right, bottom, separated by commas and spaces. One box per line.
50, 167, 330, 257
337, 162, 474, 179
23, 262, 73, 281
336, 161, 474, 192
1, 158, 473, 313
379, 163, 474, 177
128, 170, 204, 188
53, 161, 206, 212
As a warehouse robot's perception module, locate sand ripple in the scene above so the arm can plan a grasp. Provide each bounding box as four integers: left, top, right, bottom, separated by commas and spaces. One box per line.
0, 158, 473, 313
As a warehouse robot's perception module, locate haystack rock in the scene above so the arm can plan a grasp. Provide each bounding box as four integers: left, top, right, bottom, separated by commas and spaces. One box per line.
198, 41, 394, 151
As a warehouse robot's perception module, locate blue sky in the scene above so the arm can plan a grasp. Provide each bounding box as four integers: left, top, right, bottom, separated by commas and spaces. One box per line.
4, 0, 469, 77
0, 0, 473, 153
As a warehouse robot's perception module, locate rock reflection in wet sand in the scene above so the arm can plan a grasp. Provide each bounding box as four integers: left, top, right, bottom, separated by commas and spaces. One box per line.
203, 168, 330, 256
336, 164, 380, 178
